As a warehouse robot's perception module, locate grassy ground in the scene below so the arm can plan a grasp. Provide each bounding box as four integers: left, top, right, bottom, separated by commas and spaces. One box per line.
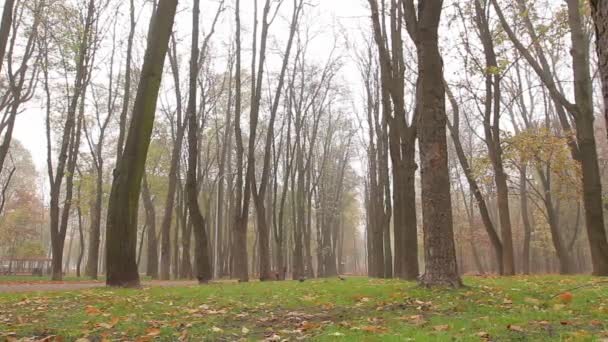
0, 276, 606, 341
0, 275, 101, 283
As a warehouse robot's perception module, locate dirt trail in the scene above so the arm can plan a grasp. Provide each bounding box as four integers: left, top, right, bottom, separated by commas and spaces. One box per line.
0, 280, 199, 293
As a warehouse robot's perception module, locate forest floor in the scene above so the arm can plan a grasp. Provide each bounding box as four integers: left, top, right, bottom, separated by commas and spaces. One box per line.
0, 276, 606, 341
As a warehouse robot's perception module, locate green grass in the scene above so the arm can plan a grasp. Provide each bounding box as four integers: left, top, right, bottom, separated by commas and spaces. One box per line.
0, 276, 607, 341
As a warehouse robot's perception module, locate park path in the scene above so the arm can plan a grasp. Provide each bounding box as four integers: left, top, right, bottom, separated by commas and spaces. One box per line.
0, 280, 199, 293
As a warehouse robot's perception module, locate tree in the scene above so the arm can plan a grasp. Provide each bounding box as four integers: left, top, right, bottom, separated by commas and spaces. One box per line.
492, 0, 608, 275
403, 0, 462, 287
186, 0, 213, 284
105, 0, 178, 287
43, 0, 95, 281
368, 0, 419, 280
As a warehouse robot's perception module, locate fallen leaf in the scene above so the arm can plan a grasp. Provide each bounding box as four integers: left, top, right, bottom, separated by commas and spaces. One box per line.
85, 306, 102, 315
242, 327, 250, 334
507, 324, 524, 332
146, 328, 161, 337
264, 334, 281, 342
433, 325, 450, 332
405, 315, 427, 326
558, 292, 573, 304
329, 332, 345, 337
300, 321, 320, 331
476, 331, 490, 339
211, 326, 223, 333
361, 325, 388, 333
524, 297, 541, 305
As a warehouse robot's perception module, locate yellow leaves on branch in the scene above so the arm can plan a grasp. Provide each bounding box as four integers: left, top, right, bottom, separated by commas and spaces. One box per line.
505, 127, 582, 199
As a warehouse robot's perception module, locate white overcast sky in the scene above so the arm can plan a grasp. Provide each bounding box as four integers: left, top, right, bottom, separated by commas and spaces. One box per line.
13, 0, 370, 172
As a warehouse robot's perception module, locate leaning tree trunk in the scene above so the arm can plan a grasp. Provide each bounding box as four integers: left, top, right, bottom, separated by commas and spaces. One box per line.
105, 0, 178, 287
0, 0, 15, 75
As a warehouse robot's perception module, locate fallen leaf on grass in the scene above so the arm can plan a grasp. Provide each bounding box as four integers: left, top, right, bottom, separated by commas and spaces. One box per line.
146, 328, 161, 337
300, 321, 320, 331
85, 306, 102, 315
264, 334, 282, 342
361, 325, 388, 333
241, 327, 250, 334
524, 297, 541, 305
329, 332, 345, 337
507, 324, 525, 332
433, 325, 450, 332
211, 326, 223, 333
401, 315, 427, 326
476, 331, 490, 339
558, 292, 573, 304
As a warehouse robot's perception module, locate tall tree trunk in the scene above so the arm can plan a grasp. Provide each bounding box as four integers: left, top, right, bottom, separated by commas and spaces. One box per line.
473, 0, 514, 275
105, 0, 178, 287
519, 165, 532, 275
567, 0, 608, 275
85, 166, 103, 279
160, 36, 186, 281
187, 0, 212, 284
232, 0, 250, 283
405, 0, 462, 287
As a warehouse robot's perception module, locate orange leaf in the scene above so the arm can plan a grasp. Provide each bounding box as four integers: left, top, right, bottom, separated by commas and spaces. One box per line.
558, 292, 573, 304
85, 306, 102, 315
146, 328, 161, 336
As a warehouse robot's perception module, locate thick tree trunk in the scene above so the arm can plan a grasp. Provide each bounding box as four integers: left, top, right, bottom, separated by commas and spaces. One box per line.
105, 0, 178, 287
590, 0, 608, 143
567, 0, 608, 275
391, 138, 418, 279
412, 0, 462, 288
85, 170, 103, 279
